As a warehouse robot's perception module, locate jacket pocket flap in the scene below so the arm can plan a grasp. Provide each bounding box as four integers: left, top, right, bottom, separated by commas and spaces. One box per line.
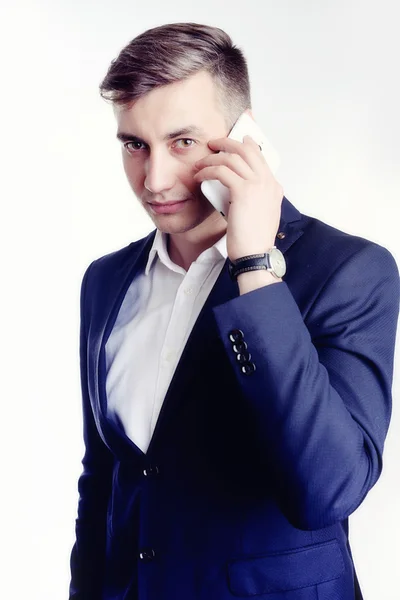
228, 539, 344, 596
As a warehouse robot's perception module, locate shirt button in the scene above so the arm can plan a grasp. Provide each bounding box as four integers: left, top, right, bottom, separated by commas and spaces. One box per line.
184, 286, 195, 295
139, 548, 156, 561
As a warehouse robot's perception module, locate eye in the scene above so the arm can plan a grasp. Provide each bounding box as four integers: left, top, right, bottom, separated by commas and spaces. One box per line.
174, 138, 195, 149
123, 138, 196, 154
124, 141, 146, 153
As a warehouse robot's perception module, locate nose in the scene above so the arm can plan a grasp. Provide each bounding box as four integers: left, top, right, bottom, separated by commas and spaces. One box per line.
144, 150, 177, 194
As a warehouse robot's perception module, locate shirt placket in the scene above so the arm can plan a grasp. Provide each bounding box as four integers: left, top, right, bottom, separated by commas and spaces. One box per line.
150, 267, 201, 432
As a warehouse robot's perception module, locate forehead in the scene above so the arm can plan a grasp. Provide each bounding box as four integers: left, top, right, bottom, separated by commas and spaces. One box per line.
113, 70, 225, 135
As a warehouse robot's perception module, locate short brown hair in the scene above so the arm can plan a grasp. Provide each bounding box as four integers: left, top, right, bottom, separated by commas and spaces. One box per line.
99, 22, 252, 130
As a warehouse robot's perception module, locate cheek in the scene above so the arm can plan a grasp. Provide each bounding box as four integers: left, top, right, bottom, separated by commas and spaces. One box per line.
123, 156, 143, 188
182, 163, 202, 189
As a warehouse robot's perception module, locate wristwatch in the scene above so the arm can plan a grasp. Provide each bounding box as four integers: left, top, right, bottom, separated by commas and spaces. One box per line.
228, 247, 286, 281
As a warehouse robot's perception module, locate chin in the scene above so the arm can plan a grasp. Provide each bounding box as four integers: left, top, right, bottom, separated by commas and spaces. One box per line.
153, 219, 201, 235
151, 213, 208, 235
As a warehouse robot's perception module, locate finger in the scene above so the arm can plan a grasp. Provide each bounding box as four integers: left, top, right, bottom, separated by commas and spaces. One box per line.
243, 136, 274, 176
193, 165, 243, 191
195, 152, 254, 180
243, 135, 262, 152
207, 136, 265, 173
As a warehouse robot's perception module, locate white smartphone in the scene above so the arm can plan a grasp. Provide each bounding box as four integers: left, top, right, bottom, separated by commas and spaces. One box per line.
200, 112, 281, 219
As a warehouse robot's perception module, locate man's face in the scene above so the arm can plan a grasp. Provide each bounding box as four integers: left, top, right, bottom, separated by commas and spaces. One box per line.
114, 70, 231, 235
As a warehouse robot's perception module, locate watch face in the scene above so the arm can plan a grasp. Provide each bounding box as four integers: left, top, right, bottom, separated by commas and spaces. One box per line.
270, 248, 286, 277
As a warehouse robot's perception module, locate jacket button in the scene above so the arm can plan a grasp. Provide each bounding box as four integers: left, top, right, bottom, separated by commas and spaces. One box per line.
229, 329, 244, 342
143, 465, 160, 477
241, 362, 256, 375
139, 548, 156, 561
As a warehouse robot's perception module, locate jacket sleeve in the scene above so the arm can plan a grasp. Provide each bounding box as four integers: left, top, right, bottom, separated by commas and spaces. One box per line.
69, 261, 114, 599
212, 242, 400, 530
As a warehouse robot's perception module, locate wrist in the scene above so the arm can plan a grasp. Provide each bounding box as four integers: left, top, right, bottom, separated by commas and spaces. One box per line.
228, 248, 286, 285
229, 243, 276, 263
237, 269, 282, 295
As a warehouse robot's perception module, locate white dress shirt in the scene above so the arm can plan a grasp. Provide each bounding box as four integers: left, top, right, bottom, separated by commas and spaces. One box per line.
105, 229, 228, 453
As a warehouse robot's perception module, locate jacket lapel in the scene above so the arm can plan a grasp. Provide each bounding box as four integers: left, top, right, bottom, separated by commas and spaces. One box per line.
94, 232, 156, 457
95, 197, 304, 456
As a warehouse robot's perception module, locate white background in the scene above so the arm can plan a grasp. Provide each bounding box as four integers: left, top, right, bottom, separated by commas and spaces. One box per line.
1, 1, 399, 598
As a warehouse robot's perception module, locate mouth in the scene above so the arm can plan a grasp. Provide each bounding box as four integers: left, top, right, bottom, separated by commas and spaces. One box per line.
148, 198, 190, 214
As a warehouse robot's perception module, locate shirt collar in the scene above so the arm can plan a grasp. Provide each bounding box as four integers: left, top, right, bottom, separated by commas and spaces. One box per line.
145, 229, 228, 275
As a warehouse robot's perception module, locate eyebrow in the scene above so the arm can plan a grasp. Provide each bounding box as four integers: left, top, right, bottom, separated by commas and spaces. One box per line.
116, 125, 207, 143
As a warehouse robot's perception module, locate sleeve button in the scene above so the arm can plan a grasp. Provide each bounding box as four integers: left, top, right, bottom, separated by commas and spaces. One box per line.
229, 329, 244, 343
236, 351, 251, 364
233, 341, 248, 354
241, 362, 256, 375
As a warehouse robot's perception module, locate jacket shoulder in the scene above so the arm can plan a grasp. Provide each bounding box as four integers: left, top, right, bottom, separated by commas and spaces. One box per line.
295, 212, 399, 277
82, 230, 156, 283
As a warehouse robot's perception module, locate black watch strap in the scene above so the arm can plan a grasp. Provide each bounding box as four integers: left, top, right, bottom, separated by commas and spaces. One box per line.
228, 253, 269, 281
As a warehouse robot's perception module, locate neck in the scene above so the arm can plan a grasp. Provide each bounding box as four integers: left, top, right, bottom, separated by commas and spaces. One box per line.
167, 216, 227, 271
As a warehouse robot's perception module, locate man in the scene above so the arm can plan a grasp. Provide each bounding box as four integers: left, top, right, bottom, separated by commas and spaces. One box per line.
69, 22, 399, 600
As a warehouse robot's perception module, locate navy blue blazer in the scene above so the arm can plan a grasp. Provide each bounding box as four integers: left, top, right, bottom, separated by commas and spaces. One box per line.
69, 197, 399, 600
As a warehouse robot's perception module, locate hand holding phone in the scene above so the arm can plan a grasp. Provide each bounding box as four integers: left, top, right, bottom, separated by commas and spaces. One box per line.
200, 112, 280, 219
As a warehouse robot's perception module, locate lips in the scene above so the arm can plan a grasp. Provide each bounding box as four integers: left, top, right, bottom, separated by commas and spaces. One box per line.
149, 199, 188, 206
148, 198, 190, 214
